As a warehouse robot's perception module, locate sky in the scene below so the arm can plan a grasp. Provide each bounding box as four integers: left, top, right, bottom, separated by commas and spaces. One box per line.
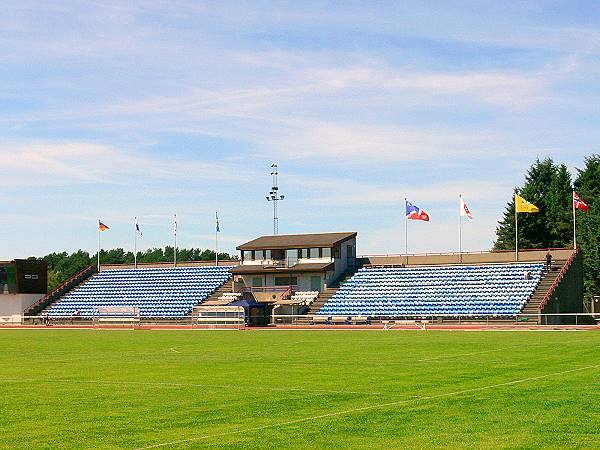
1, 1, 600, 259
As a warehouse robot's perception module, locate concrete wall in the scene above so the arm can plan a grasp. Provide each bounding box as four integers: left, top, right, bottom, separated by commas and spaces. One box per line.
541, 251, 584, 323
364, 249, 574, 267
0, 293, 44, 318
332, 237, 356, 281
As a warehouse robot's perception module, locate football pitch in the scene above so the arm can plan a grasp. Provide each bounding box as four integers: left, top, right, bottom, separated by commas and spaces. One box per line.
1, 329, 599, 449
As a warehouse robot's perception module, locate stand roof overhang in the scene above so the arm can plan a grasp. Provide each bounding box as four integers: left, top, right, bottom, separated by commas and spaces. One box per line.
237, 232, 356, 251
230, 262, 334, 275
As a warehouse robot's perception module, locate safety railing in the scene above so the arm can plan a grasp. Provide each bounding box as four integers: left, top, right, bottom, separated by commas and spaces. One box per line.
5, 312, 598, 328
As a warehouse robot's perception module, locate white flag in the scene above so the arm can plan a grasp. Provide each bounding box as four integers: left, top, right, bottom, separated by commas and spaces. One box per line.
460, 197, 474, 222
173, 214, 177, 235
135, 217, 142, 236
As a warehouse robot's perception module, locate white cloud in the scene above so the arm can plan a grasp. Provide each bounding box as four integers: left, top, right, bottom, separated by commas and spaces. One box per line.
0, 141, 245, 188
288, 177, 513, 207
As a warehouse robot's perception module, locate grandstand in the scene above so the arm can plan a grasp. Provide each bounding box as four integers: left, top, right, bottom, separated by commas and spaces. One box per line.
316, 263, 544, 318
15, 232, 585, 326
46, 266, 232, 318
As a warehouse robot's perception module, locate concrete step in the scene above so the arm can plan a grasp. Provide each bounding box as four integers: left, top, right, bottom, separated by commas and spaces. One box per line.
518, 260, 569, 319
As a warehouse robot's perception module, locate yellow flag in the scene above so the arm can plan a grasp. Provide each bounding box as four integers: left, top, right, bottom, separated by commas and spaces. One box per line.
515, 194, 539, 213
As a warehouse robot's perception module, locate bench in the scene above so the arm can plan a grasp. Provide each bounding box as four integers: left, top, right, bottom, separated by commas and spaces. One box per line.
311, 315, 329, 325
351, 316, 369, 324
331, 316, 349, 325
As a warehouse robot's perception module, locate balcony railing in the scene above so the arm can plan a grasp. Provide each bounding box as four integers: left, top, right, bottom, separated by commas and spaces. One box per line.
243, 285, 299, 293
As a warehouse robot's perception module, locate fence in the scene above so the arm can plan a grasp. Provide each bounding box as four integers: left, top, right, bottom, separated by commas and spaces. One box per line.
3, 312, 599, 328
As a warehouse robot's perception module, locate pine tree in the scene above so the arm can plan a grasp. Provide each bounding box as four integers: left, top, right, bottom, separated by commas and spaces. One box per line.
494, 195, 516, 250
574, 155, 600, 301
546, 164, 573, 248
494, 158, 560, 250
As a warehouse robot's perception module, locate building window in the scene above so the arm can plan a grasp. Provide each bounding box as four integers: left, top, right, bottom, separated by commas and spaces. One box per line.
242, 250, 253, 261
286, 249, 298, 266
271, 249, 284, 260
309, 248, 320, 259
252, 277, 263, 287
299, 248, 308, 259
275, 276, 298, 286
322, 247, 332, 258
334, 245, 341, 258
265, 249, 272, 260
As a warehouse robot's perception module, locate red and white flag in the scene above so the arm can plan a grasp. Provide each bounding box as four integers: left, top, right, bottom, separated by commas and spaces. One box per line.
460, 196, 474, 222
573, 191, 589, 212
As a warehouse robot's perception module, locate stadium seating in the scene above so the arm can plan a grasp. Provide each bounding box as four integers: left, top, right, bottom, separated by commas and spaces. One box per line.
317, 263, 544, 318
290, 291, 319, 305
47, 266, 233, 318
218, 292, 242, 302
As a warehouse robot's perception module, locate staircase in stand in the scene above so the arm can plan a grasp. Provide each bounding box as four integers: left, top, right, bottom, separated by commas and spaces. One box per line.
202, 280, 233, 305
293, 264, 363, 323
520, 260, 566, 323
306, 286, 338, 316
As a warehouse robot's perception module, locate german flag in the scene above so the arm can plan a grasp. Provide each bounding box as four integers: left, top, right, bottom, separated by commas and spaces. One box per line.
98, 221, 110, 232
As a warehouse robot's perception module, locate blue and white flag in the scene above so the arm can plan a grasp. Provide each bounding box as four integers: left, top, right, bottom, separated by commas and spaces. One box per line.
215, 212, 220, 233
135, 217, 142, 236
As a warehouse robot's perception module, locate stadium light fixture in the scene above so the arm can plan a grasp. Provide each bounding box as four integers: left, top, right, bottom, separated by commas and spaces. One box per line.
266, 163, 284, 235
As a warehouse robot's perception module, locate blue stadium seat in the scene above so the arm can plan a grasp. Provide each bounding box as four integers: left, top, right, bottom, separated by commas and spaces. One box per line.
317, 263, 543, 318
48, 266, 233, 318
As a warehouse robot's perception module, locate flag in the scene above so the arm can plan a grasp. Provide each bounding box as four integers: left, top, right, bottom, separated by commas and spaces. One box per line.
574, 191, 589, 211
215, 212, 220, 233
173, 214, 177, 235
135, 217, 142, 236
98, 221, 109, 232
460, 196, 474, 222
515, 194, 539, 213
406, 200, 430, 221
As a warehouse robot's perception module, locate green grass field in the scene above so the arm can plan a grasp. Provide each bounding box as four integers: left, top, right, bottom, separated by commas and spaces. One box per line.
1, 329, 599, 449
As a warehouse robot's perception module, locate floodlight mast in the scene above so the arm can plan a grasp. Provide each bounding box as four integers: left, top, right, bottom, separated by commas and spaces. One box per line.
266, 163, 284, 235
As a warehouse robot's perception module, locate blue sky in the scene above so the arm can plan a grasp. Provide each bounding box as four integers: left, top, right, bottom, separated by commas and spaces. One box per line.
1, 1, 600, 259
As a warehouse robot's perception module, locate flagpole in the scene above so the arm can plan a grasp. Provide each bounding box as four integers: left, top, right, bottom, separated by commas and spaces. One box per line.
215, 212, 218, 267
97, 220, 101, 272
572, 189, 577, 250
404, 198, 408, 265
514, 194, 519, 262
134, 217, 138, 269
174, 214, 177, 267
459, 195, 463, 263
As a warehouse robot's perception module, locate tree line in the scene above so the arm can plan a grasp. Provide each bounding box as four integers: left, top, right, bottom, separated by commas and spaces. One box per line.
32, 247, 237, 291
494, 155, 600, 304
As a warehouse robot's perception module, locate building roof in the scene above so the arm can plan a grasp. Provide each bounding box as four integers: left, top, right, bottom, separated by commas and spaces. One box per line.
237, 232, 356, 251
230, 262, 334, 274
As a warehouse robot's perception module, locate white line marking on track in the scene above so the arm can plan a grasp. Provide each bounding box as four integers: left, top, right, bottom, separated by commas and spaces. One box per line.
169, 348, 180, 353
134, 363, 600, 449
0, 378, 381, 396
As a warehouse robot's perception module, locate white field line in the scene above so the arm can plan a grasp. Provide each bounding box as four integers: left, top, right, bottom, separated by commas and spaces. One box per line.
135, 363, 600, 449
0, 378, 381, 396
